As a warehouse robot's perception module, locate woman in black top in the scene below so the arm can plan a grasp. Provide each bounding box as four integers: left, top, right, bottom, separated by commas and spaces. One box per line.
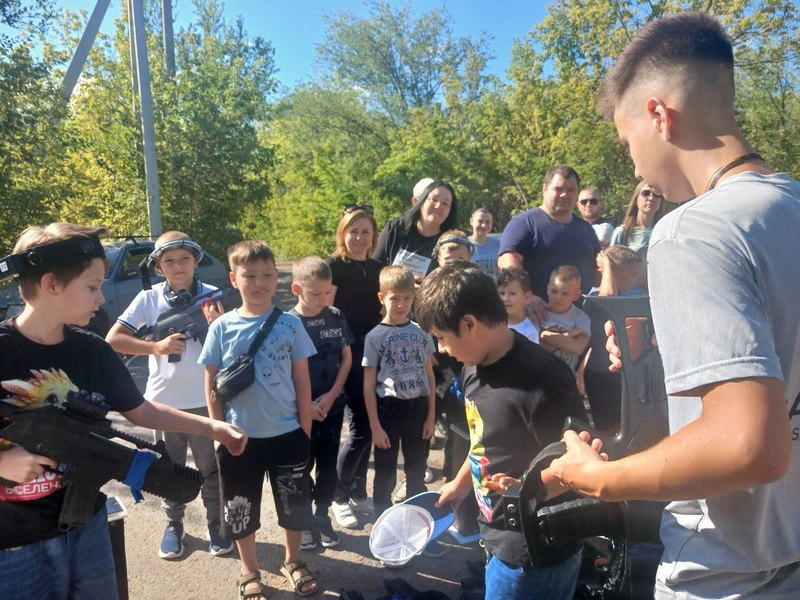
326, 206, 383, 526
372, 180, 459, 281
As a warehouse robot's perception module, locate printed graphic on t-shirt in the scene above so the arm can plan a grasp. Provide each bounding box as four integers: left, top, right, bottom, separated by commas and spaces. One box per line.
0, 368, 77, 502
381, 330, 429, 397
392, 248, 431, 281
465, 396, 494, 522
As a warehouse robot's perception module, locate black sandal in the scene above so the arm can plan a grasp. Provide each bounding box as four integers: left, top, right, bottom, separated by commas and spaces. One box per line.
238, 571, 267, 600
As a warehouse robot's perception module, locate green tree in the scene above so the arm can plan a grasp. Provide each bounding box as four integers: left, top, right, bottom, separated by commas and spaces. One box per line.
316, 0, 492, 126
52, 0, 277, 257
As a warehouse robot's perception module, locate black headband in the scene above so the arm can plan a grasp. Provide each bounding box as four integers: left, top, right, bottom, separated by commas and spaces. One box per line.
0, 236, 105, 281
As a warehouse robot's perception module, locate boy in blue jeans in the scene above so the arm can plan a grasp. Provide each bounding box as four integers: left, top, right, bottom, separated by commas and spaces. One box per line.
200, 241, 318, 599
0, 223, 245, 599
415, 263, 588, 600
363, 266, 436, 517
107, 230, 234, 559
289, 256, 354, 550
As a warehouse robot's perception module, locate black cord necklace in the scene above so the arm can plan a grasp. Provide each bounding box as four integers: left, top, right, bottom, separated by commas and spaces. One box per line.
706, 152, 763, 192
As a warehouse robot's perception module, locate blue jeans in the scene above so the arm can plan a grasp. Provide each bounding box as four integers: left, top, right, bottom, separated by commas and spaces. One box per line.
0, 504, 118, 600
484, 551, 581, 600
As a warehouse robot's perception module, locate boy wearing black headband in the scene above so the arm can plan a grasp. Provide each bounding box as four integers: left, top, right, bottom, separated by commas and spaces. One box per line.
106, 231, 234, 559
0, 223, 246, 599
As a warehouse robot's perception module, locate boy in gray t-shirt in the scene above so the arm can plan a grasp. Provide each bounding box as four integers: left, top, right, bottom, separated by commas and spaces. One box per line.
362, 266, 436, 516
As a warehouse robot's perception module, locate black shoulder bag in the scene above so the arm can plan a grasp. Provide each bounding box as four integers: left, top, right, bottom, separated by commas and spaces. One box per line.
212, 308, 281, 403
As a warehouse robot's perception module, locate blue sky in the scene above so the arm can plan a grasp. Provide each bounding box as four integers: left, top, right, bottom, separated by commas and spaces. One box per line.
52, 0, 549, 87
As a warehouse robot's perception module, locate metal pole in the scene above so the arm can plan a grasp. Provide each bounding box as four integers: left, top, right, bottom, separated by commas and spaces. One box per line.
61, 0, 112, 100
130, 0, 163, 237
127, 0, 140, 136
161, 0, 176, 78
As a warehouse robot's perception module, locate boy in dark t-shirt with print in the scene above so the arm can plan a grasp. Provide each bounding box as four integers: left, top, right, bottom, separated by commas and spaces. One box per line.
289, 256, 354, 551
415, 263, 589, 600
0, 223, 245, 600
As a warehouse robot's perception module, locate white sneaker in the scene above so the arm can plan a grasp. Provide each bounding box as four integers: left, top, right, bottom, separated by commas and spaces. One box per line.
424, 467, 434, 483
392, 480, 408, 503
349, 496, 374, 515
331, 501, 359, 529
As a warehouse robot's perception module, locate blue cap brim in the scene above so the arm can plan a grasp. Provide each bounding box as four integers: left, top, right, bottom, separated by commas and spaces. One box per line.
403, 491, 455, 541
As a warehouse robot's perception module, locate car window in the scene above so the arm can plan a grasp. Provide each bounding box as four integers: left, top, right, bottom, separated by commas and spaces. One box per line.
115, 246, 154, 282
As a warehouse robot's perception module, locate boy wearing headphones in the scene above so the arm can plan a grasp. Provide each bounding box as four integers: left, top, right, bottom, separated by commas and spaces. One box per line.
106, 231, 233, 559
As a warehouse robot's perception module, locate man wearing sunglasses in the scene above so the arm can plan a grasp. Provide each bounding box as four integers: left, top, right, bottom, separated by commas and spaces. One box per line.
577, 188, 614, 227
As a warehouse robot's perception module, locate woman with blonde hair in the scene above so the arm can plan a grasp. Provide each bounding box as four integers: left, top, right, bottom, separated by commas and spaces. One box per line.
325, 205, 383, 530
610, 181, 666, 252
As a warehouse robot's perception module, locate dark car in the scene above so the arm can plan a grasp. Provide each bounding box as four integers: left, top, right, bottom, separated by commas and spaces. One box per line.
0, 238, 230, 335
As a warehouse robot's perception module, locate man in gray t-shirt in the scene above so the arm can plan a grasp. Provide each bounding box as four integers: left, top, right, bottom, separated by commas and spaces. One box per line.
549, 13, 800, 599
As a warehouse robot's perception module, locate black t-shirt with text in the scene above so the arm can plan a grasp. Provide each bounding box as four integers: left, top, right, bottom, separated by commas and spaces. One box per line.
462, 332, 587, 568
0, 320, 144, 549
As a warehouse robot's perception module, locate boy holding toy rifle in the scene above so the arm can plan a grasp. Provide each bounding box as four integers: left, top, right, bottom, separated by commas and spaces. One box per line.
0, 223, 246, 599
107, 230, 238, 559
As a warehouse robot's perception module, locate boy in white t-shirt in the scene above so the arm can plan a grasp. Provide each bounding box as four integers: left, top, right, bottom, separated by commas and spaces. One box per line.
496, 267, 539, 344
106, 231, 234, 559
539, 265, 590, 372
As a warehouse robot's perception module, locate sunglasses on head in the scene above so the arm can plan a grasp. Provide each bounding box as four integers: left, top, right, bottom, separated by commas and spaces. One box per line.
579, 198, 600, 206
639, 189, 662, 199
343, 204, 374, 215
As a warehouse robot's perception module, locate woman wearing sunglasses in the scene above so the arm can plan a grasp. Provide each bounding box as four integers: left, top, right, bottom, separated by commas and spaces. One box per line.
372, 180, 459, 282
610, 182, 666, 289
325, 205, 383, 530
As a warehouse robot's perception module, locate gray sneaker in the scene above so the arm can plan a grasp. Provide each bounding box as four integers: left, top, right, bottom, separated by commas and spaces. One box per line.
300, 529, 318, 551
316, 515, 340, 548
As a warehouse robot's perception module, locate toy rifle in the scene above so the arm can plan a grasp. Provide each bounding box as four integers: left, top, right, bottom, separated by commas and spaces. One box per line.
504, 294, 669, 597
134, 286, 242, 363
0, 390, 203, 531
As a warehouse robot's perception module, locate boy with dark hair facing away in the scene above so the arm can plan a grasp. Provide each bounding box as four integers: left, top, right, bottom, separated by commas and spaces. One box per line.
497, 267, 540, 344
200, 241, 318, 599
581, 245, 643, 434
106, 230, 233, 559
363, 266, 436, 517
539, 265, 590, 371
289, 256, 354, 550
0, 223, 245, 599
415, 263, 590, 600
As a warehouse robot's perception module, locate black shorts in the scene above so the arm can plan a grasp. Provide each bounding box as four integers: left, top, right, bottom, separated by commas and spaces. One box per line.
216, 428, 313, 539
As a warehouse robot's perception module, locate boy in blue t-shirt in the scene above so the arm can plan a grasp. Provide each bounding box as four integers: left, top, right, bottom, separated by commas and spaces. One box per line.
199, 241, 319, 599
363, 266, 436, 517
289, 256, 354, 550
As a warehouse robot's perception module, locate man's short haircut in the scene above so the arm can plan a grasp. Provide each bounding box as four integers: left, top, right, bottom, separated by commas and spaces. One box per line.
549, 265, 582, 286
227, 240, 275, 270
379, 265, 415, 294
416, 263, 506, 334
292, 255, 332, 284
543, 165, 580, 189
597, 12, 734, 119
13, 223, 108, 301
580, 187, 602, 199
496, 267, 531, 293
604, 245, 642, 271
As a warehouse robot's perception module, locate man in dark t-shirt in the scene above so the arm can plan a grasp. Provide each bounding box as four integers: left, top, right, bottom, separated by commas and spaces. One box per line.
415, 263, 588, 600
499, 166, 600, 321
